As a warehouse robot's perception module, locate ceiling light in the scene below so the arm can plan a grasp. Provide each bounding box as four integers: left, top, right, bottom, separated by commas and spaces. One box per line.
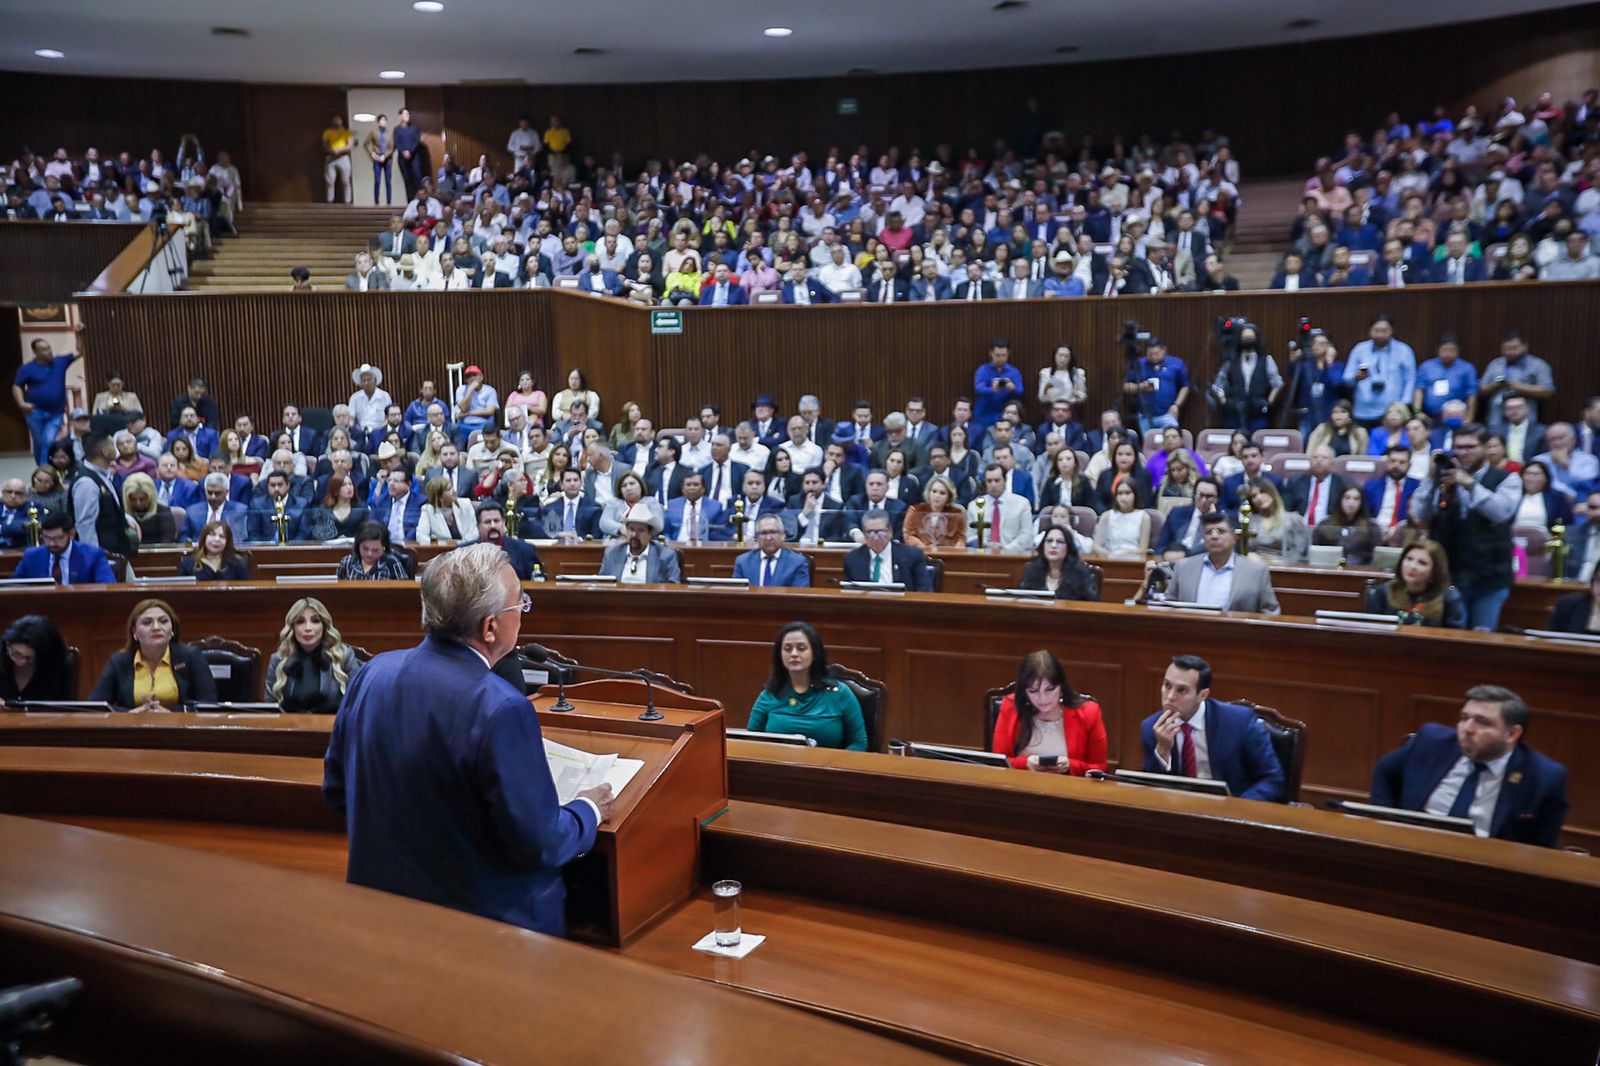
34, 48, 65, 59
763, 27, 792, 38
1054, 45, 1080, 54
379, 70, 406, 79
352, 112, 377, 123
1284, 17, 1319, 29
572, 47, 605, 55
413, 0, 445, 10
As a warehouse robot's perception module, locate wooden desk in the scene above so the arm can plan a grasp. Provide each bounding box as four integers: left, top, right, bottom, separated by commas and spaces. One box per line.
0, 541, 1574, 626
4, 743, 1596, 1064
0, 814, 943, 1066
6, 581, 1596, 844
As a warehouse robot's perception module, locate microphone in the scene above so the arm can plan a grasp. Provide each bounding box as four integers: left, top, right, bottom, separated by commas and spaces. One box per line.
523, 643, 662, 721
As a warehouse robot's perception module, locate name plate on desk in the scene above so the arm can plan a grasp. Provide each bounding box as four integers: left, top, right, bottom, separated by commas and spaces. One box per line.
688, 576, 750, 588
839, 581, 906, 593
1315, 610, 1401, 630
1112, 768, 1231, 797
1143, 599, 1224, 612
1523, 628, 1600, 647
1331, 800, 1476, 835
275, 575, 338, 585
983, 587, 1055, 601
555, 573, 617, 584
727, 727, 815, 746
133, 575, 197, 585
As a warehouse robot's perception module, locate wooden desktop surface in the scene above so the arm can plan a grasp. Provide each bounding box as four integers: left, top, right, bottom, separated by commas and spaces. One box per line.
7, 580, 1593, 843
5, 540, 1574, 631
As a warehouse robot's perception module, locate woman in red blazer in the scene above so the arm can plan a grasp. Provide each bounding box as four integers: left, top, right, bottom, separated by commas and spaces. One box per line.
990, 650, 1108, 775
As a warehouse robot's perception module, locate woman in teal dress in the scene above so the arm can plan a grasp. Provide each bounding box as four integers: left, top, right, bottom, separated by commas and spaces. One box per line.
747, 622, 868, 750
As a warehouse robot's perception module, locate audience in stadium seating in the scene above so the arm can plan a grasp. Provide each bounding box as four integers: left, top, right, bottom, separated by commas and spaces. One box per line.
990, 650, 1107, 774
747, 621, 867, 750
88, 598, 218, 709
264, 598, 362, 714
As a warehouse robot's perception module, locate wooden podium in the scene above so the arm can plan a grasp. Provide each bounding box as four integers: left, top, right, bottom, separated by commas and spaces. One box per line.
533, 678, 728, 947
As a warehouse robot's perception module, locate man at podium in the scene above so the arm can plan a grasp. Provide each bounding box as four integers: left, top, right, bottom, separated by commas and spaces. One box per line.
324, 543, 614, 936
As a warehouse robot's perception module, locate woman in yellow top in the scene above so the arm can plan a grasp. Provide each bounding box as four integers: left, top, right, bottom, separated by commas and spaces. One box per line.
663, 255, 703, 306
88, 599, 219, 710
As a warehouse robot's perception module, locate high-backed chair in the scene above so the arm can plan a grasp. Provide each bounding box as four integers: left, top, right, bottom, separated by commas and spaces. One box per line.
391, 544, 418, 578
105, 552, 129, 582
1231, 698, 1307, 803
1335, 455, 1382, 484
1266, 452, 1311, 481
193, 636, 263, 704
1083, 563, 1104, 601
1068, 506, 1097, 539
300, 407, 335, 436
1252, 429, 1304, 461
1196, 428, 1236, 466
984, 680, 1015, 750
1144, 428, 1192, 454
828, 663, 885, 752
925, 556, 945, 593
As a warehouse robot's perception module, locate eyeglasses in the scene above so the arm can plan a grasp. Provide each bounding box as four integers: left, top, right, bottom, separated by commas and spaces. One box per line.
499, 592, 532, 615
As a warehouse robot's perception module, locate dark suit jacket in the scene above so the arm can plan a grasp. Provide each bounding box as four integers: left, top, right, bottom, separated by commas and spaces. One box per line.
823, 464, 866, 503
323, 636, 600, 935
1036, 419, 1089, 452
733, 547, 811, 586
1282, 473, 1353, 518
1548, 592, 1597, 633
1362, 476, 1420, 520
1269, 270, 1322, 290
13, 543, 117, 584
282, 426, 323, 456
841, 543, 932, 591
1321, 265, 1372, 287
1222, 470, 1284, 512
697, 281, 749, 305
369, 492, 424, 541
497, 534, 542, 580
1429, 256, 1485, 284
245, 496, 307, 542
88, 642, 219, 709
952, 280, 997, 301
1152, 505, 1207, 556
909, 276, 952, 301
865, 278, 910, 303
645, 462, 689, 503
843, 494, 908, 538
165, 426, 219, 459
153, 477, 201, 511
182, 500, 249, 543
541, 496, 600, 539
1370, 722, 1568, 847
787, 492, 848, 541
1140, 699, 1286, 802
779, 278, 834, 304
1370, 260, 1416, 287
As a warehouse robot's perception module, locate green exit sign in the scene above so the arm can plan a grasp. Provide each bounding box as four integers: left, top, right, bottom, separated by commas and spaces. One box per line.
650, 309, 683, 335
838, 98, 858, 115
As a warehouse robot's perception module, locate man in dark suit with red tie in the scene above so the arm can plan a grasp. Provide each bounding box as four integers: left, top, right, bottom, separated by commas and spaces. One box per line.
1363, 447, 1420, 535
1140, 656, 1285, 802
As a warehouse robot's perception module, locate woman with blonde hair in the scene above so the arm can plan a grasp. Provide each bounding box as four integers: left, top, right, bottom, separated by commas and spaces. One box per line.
264, 597, 361, 713
903, 475, 967, 548
1244, 477, 1308, 563
121, 472, 177, 545
608, 401, 642, 450
418, 475, 476, 545
416, 429, 452, 473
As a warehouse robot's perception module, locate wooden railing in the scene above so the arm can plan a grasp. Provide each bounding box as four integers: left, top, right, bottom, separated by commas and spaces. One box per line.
74, 280, 1600, 432
0, 221, 148, 303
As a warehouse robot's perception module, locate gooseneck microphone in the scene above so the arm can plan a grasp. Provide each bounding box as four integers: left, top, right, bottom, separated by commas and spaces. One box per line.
523, 643, 663, 721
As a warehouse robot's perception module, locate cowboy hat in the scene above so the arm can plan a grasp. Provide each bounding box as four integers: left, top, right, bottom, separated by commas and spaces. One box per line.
624, 502, 664, 534
351, 363, 384, 386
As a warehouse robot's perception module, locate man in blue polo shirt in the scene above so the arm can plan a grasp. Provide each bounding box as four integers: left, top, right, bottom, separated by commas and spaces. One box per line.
1412, 334, 1479, 421
1123, 337, 1191, 432
11, 339, 76, 465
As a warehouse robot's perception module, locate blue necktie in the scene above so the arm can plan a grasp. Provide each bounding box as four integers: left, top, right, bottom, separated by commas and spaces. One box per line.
563, 501, 576, 533
1447, 761, 1487, 820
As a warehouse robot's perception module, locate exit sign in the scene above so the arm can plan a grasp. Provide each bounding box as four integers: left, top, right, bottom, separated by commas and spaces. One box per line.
838, 98, 858, 115
650, 309, 683, 335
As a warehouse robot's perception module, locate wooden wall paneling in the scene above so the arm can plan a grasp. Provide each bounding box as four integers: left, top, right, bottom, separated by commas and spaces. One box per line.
546, 291, 653, 423
241, 84, 351, 205
0, 222, 148, 304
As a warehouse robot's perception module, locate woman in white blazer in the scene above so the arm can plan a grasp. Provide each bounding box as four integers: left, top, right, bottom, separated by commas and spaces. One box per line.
417, 476, 479, 545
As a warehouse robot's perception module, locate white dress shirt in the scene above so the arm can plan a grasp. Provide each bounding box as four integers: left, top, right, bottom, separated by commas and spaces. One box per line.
348, 388, 394, 434
730, 442, 769, 471
681, 440, 712, 470
866, 545, 895, 584
1155, 702, 1212, 777
1194, 554, 1236, 608
619, 550, 649, 585
1424, 749, 1513, 837
781, 440, 823, 471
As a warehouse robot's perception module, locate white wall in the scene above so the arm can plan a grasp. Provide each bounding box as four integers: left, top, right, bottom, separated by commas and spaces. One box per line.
347, 88, 409, 208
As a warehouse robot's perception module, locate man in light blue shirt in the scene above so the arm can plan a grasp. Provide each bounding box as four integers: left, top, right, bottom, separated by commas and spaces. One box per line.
1343, 315, 1416, 426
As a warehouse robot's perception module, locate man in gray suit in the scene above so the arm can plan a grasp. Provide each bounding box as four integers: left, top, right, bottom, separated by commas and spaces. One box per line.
1160, 510, 1280, 613
346, 252, 390, 291
999, 260, 1045, 300
599, 502, 682, 584
372, 215, 417, 263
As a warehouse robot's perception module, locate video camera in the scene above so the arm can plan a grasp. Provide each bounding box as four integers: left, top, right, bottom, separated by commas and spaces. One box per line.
1121, 321, 1151, 367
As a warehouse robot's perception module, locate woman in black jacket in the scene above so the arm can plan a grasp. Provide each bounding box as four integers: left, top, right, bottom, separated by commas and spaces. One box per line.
89, 598, 219, 710
0, 615, 75, 702
1018, 526, 1100, 601
1092, 439, 1153, 512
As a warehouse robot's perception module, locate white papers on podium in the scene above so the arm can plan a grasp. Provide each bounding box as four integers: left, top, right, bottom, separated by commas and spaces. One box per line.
543, 738, 644, 804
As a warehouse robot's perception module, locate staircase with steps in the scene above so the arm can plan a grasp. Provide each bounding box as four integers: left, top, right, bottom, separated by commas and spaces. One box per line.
187, 204, 395, 293
1223, 177, 1303, 290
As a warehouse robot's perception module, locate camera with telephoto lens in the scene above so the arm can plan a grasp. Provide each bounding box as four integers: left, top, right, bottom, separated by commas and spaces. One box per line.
1434, 452, 1459, 473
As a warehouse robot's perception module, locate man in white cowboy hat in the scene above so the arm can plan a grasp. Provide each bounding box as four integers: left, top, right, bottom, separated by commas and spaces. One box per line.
598, 502, 681, 585
348, 364, 393, 435
389, 253, 422, 291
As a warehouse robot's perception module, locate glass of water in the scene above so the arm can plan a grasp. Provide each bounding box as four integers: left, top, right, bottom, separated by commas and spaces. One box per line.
712, 879, 742, 947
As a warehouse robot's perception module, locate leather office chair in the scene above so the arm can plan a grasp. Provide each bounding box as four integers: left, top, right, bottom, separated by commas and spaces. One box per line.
391, 545, 419, 578
828, 663, 885, 752
300, 408, 335, 436
983, 680, 1015, 750
193, 636, 263, 704
1231, 698, 1307, 803
105, 552, 129, 582
925, 556, 945, 593
1083, 563, 1104, 601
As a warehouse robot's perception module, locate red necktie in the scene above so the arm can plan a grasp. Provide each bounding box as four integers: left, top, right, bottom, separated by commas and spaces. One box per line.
990, 498, 1002, 544
1308, 480, 1321, 523
1180, 722, 1197, 777
1387, 482, 1402, 528
51, 553, 63, 585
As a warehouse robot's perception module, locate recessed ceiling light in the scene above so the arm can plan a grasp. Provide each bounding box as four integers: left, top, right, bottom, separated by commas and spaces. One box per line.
378, 70, 406, 79
34, 48, 65, 59
1284, 17, 1319, 29
413, 0, 445, 10
993, 0, 1028, 10
1054, 45, 1080, 54
352, 112, 377, 122
572, 47, 605, 55
763, 27, 792, 38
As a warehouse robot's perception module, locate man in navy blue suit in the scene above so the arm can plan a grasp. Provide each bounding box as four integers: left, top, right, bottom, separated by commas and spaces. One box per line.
324, 543, 613, 935
1363, 447, 1420, 531
573, 256, 622, 296
698, 262, 749, 306
1221, 442, 1283, 514
370, 468, 424, 542
779, 263, 833, 305
13, 512, 117, 584
733, 514, 811, 586
1370, 685, 1568, 847
245, 471, 307, 542
1429, 232, 1485, 285
542, 469, 600, 540
165, 405, 219, 459
182, 473, 249, 543
1140, 655, 1286, 802
471, 503, 542, 579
